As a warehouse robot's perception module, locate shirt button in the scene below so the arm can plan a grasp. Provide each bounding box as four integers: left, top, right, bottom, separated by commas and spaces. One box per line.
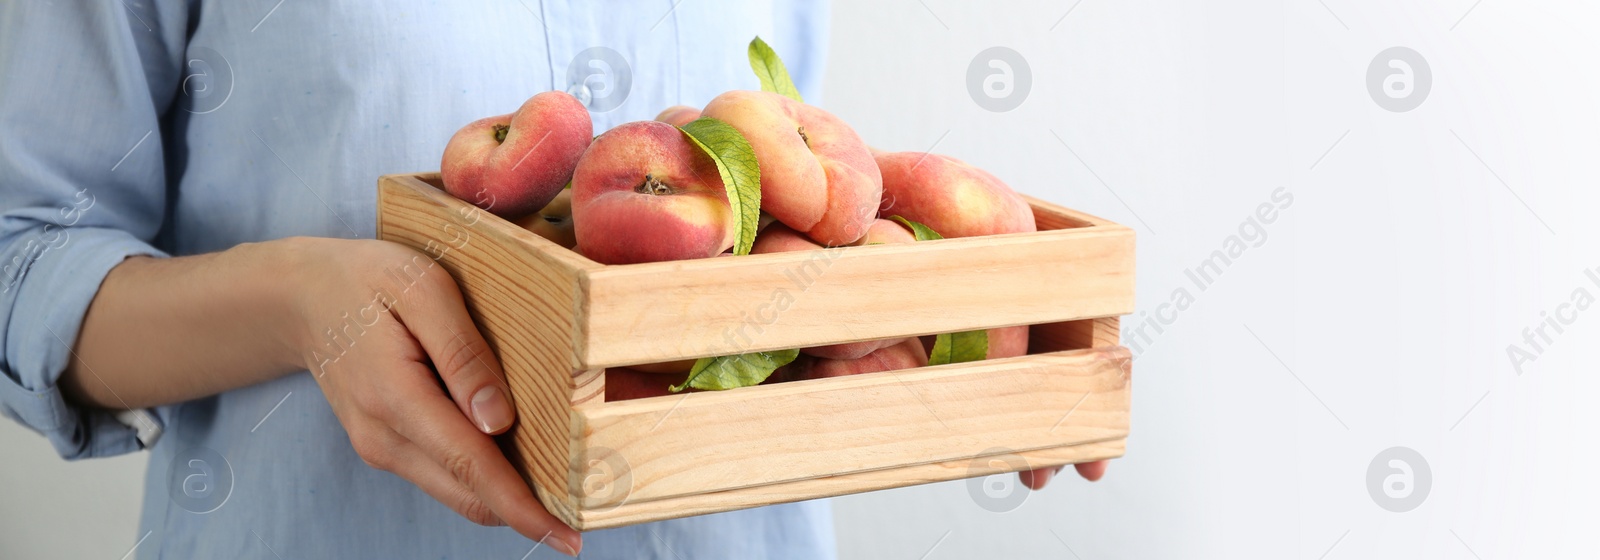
566, 81, 593, 107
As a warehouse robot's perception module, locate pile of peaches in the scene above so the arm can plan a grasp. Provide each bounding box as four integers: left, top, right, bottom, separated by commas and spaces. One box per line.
439, 39, 1036, 399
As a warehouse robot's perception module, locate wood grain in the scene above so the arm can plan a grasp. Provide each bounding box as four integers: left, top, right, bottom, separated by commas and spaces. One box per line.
571, 439, 1126, 530
580, 225, 1135, 369
572, 346, 1131, 508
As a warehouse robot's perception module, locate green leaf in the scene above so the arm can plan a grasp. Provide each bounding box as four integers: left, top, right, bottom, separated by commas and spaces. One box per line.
929, 330, 989, 366
888, 216, 988, 365
679, 117, 762, 255
889, 215, 945, 241
747, 36, 804, 103
670, 349, 800, 392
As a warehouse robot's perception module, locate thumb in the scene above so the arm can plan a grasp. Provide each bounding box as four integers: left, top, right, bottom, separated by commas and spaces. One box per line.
392, 272, 516, 435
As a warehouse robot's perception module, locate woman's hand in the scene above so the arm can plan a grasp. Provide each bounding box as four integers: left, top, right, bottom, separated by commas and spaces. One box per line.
284, 237, 581, 556
1018, 460, 1109, 490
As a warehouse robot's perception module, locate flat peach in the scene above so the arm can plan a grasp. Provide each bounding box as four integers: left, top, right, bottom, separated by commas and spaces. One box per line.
750, 222, 824, 254
851, 218, 917, 246
987, 325, 1030, 359
875, 151, 1035, 238
654, 105, 702, 127
702, 90, 882, 246
571, 121, 734, 264
789, 338, 928, 380
513, 188, 576, 249
441, 91, 592, 218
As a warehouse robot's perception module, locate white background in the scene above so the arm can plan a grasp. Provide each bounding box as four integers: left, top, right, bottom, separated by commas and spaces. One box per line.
5, 0, 1599, 558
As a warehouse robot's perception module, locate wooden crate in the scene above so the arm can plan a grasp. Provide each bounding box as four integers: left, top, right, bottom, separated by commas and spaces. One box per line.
377, 173, 1135, 530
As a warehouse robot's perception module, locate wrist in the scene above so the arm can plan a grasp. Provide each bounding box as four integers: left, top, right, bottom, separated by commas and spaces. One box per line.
236, 236, 323, 373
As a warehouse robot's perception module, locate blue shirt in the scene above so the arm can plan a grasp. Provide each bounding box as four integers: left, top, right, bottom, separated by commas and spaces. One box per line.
0, 2, 837, 558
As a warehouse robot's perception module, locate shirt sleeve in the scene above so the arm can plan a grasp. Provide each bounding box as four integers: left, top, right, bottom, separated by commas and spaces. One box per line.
0, 1, 189, 459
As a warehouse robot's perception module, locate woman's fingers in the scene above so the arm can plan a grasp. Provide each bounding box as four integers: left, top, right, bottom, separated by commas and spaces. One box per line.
1018, 468, 1054, 490
386, 363, 581, 556
389, 265, 516, 435
360, 427, 504, 526
1074, 460, 1108, 482
1018, 459, 1110, 489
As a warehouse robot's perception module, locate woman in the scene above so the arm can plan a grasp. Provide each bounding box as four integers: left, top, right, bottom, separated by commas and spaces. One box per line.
0, 2, 1099, 557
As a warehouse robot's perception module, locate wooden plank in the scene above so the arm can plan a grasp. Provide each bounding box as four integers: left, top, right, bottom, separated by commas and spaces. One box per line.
1031, 316, 1122, 353
378, 174, 593, 518
569, 438, 1124, 530
1024, 194, 1119, 231
381, 173, 599, 275
571, 346, 1131, 508
580, 226, 1135, 368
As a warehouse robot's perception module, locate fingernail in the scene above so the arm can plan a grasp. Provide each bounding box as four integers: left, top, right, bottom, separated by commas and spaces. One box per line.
552, 535, 582, 557
470, 386, 513, 433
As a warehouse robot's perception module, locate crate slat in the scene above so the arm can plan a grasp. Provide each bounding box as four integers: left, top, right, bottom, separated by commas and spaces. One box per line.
574, 438, 1126, 530
572, 346, 1130, 509
581, 226, 1133, 368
